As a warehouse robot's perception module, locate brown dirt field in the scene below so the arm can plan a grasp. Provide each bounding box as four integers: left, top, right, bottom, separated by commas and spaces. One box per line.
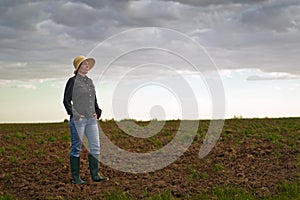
0, 118, 299, 199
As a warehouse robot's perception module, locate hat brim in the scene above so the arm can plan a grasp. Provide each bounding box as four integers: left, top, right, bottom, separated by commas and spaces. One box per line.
74, 57, 95, 73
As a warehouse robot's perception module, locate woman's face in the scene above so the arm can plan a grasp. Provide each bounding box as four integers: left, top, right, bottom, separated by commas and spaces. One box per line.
78, 60, 90, 75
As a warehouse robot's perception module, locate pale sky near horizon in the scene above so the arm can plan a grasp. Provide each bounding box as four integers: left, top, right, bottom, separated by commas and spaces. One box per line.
0, 0, 300, 123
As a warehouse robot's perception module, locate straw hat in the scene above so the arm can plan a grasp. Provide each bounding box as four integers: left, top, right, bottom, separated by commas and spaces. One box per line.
73, 55, 95, 74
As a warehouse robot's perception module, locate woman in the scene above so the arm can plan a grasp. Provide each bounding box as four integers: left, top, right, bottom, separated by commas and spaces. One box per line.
63, 55, 108, 184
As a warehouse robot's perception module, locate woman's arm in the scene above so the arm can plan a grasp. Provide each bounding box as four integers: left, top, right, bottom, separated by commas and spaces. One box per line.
94, 96, 102, 119
63, 77, 74, 116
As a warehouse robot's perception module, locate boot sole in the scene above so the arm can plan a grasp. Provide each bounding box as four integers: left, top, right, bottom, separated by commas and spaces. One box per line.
92, 178, 109, 182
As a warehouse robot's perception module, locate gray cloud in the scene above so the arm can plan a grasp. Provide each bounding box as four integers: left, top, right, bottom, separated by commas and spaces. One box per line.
0, 0, 300, 83
163, 0, 267, 6
49, 2, 100, 27
192, 0, 300, 74
72, 0, 130, 9
236, 0, 300, 32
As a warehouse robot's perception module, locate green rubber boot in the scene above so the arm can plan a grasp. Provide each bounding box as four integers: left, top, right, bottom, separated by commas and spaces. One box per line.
88, 154, 108, 182
70, 156, 87, 184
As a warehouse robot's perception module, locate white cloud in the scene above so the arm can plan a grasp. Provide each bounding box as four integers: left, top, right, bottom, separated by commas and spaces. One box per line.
0, 79, 36, 89
247, 71, 300, 80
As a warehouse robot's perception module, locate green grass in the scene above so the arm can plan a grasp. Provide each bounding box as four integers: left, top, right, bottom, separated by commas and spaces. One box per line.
214, 163, 224, 172
199, 172, 209, 179
3, 174, 13, 180
20, 144, 27, 151
7, 156, 18, 163
34, 149, 45, 156
15, 132, 26, 139
145, 190, 173, 200
48, 136, 56, 142
105, 189, 133, 200
212, 186, 256, 200
61, 134, 70, 141
102, 182, 300, 200
105, 189, 174, 200
5, 135, 11, 141
56, 156, 62, 163
297, 154, 300, 169
270, 182, 300, 200
153, 138, 163, 147
281, 182, 299, 197
189, 168, 200, 179
21, 154, 28, 160
0, 147, 5, 154
7, 146, 18, 152
0, 193, 13, 200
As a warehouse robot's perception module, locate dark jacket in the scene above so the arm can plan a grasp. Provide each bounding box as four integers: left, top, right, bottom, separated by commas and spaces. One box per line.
63, 74, 102, 120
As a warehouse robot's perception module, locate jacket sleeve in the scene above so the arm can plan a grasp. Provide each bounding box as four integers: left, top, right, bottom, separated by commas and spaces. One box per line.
94, 96, 102, 119
63, 77, 74, 116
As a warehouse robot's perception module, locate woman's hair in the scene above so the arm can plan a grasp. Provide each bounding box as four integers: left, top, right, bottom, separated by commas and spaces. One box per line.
74, 62, 83, 74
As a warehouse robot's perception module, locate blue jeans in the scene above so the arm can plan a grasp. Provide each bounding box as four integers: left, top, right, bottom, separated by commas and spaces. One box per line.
69, 117, 100, 157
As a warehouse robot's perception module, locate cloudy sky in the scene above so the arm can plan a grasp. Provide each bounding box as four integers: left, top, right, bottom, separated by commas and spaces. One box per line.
0, 0, 299, 122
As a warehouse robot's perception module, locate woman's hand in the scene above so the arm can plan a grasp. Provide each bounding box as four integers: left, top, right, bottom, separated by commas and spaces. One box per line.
75, 115, 85, 121
93, 113, 98, 119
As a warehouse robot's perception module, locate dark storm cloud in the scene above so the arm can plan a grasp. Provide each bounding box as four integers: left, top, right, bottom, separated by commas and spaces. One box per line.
0, 0, 49, 30
0, 0, 300, 82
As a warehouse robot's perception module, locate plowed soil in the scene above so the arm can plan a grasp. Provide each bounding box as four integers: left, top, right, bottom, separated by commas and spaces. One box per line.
0, 118, 299, 199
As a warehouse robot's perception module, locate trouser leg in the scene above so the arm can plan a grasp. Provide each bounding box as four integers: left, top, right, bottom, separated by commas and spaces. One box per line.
69, 117, 86, 184
69, 117, 84, 157
85, 118, 108, 182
